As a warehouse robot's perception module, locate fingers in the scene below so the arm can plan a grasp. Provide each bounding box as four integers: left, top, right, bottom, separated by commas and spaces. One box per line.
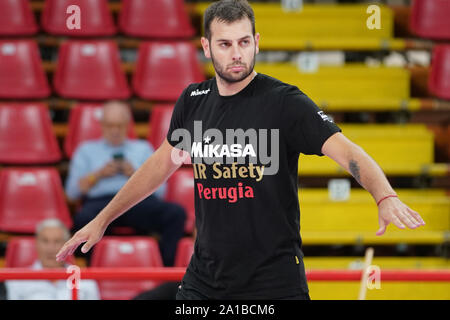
56, 235, 87, 262
408, 207, 426, 226
81, 241, 93, 253
390, 214, 406, 230
376, 224, 386, 236
397, 211, 420, 229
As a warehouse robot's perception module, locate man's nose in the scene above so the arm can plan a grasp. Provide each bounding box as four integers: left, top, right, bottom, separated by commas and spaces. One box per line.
231, 43, 242, 61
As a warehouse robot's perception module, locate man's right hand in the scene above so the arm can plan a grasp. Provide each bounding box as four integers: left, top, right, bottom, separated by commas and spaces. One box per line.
55, 218, 107, 262
98, 160, 121, 178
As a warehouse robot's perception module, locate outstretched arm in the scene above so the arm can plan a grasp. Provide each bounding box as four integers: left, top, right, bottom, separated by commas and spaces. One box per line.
56, 139, 188, 261
321, 132, 425, 235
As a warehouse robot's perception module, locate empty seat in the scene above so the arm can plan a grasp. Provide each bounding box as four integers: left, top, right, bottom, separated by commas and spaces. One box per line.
90, 237, 164, 300
0, 103, 61, 164
0, 168, 73, 233
299, 188, 449, 245
428, 45, 450, 100
165, 168, 195, 234
174, 237, 194, 267
148, 104, 174, 149
148, 104, 192, 164
0, 40, 50, 99
54, 40, 130, 100
298, 124, 435, 176
64, 103, 137, 158
0, 0, 38, 35
5, 237, 74, 267
410, 0, 450, 40
133, 41, 205, 101
42, 0, 116, 36
119, 0, 194, 38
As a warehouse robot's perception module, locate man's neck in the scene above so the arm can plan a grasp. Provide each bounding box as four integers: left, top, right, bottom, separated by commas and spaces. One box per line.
216, 71, 257, 96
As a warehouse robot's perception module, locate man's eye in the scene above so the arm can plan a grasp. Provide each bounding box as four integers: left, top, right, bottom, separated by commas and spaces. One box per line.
241, 40, 249, 45
220, 43, 229, 47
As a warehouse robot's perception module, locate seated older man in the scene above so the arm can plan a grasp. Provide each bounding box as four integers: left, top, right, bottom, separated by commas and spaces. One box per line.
5, 219, 100, 300
65, 101, 186, 267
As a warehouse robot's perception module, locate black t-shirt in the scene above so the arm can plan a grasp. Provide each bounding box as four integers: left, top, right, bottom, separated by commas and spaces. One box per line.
166, 73, 342, 299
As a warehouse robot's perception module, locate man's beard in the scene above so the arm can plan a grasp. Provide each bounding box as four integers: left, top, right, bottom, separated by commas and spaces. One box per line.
210, 49, 256, 84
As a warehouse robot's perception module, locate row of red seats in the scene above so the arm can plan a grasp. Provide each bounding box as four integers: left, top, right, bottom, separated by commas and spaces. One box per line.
0, 40, 205, 100
0, 167, 195, 235
0, 102, 181, 162
0, 0, 194, 38
2, 0, 450, 40
5, 236, 195, 300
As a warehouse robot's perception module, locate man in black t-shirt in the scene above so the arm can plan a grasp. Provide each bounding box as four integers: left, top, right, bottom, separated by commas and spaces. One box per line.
56, 0, 426, 300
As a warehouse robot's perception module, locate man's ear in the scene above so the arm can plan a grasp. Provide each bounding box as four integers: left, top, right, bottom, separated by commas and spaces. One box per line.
201, 37, 211, 59
254, 33, 260, 55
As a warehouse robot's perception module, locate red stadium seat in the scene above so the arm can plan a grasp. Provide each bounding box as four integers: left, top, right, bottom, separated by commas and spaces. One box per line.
174, 237, 194, 267
0, 103, 61, 164
0, 40, 50, 99
410, 0, 450, 40
148, 104, 191, 164
42, 0, 116, 36
0, 0, 38, 35
5, 237, 37, 268
90, 237, 164, 300
119, 0, 194, 38
5, 237, 74, 268
64, 103, 137, 158
0, 168, 73, 234
54, 40, 130, 100
165, 168, 195, 234
133, 41, 205, 101
148, 104, 175, 149
429, 45, 450, 100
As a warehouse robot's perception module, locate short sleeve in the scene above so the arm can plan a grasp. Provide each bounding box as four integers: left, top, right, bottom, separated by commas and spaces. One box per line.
166, 86, 190, 150
281, 87, 342, 156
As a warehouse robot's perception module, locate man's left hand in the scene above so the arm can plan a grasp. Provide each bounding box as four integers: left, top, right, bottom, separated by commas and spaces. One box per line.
376, 197, 425, 236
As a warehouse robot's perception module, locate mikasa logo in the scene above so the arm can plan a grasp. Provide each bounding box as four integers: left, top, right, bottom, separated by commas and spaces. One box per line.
190, 88, 210, 96
191, 140, 257, 158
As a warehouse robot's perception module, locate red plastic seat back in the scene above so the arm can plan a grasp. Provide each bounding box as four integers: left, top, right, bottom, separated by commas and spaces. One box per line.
429, 45, 450, 100
0, 168, 73, 234
0, 103, 61, 164
148, 104, 174, 149
0, 40, 50, 99
410, 0, 450, 40
5, 237, 74, 268
54, 40, 130, 100
174, 237, 194, 267
90, 237, 164, 300
0, 0, 38, 35
64, 103, 137, 158
133, 41, 205, 101
165, 168, 195, 234
119, 0, 194, 38
42, 0, 115, 36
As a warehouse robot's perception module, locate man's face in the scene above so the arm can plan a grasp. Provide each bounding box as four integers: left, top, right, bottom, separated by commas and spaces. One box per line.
36, 227, 67, 268
202, 18, 259, 84
101, 108, 129, 146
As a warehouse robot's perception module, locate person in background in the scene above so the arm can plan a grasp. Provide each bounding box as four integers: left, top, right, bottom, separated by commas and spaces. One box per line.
5, 219, 100, 300
65, 101, 186, 267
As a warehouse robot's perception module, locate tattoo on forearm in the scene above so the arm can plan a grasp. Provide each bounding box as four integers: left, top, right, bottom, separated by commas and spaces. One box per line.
349, 160, 361, 185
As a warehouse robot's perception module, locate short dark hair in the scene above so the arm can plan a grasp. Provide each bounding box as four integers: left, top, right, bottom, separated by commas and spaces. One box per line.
203, 0, 255, 41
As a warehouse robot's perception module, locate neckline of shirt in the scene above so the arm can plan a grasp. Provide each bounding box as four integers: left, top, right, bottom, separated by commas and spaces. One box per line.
212, 72, 259, 101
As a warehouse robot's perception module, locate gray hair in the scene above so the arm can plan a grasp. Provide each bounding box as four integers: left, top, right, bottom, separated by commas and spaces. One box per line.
35, 218, 70, 241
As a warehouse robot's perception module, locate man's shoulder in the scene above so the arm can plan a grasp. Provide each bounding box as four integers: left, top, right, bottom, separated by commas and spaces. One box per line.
257, 73, 305, 97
